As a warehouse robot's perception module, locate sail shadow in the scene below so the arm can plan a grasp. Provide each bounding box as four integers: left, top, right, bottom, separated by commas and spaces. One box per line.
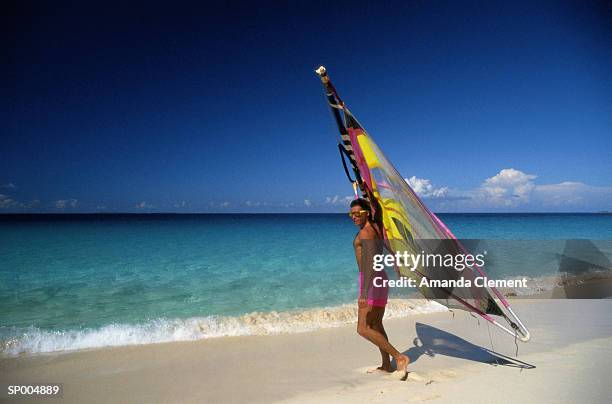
553, 239, 612, 298
403, 323, 535, 369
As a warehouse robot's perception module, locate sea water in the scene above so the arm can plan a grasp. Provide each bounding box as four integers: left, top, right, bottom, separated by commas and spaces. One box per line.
1, 213, 611, 355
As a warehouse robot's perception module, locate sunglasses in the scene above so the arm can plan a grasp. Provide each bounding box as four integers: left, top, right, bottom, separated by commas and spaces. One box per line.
348, 210, 368, 217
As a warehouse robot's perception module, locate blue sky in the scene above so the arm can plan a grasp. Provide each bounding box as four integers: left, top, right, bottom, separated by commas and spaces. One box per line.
2, 1, 611, 213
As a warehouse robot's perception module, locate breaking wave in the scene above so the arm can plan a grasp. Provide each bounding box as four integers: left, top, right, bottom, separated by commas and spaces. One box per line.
1, 299, 446, 356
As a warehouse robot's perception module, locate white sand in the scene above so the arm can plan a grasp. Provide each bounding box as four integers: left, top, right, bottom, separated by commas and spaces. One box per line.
1, 300, 611, 403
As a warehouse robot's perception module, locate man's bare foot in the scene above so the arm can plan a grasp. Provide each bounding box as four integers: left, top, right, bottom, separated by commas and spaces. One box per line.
367, 365, 394, 374
393, 355, 410, 380
395, 354, 409, 371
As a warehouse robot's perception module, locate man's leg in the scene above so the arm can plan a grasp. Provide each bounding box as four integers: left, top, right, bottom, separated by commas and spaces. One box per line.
357, 305, 409, 373
368, 307, 392, 372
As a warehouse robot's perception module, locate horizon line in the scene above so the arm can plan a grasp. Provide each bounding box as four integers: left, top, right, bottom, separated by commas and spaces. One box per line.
0, 211, 609, 215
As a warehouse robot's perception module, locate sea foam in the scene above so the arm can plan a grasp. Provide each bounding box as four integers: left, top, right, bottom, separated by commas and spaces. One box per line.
1, 299, 446, 357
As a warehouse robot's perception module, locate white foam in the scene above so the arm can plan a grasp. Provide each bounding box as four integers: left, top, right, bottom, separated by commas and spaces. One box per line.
1, 299, 446, 357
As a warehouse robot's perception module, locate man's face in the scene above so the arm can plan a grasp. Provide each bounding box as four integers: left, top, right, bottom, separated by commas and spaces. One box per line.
349, 205, 368, 227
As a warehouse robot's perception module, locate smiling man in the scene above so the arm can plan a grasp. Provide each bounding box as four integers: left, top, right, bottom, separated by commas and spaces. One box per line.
350, 198, 410, 377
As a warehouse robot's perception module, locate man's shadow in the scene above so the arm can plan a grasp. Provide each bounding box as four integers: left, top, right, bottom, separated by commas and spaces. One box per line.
401, 323, 535, 369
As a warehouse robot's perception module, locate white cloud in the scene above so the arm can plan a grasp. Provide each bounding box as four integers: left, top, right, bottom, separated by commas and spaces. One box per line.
479, 168, 537, 205
408, 168, 610, 211
325, 195, 338, 204
1, 183, 15, 189
430, 168, 539, 209
325, 195, 353, 206
173, 201, 188, 208
220, 201, 230, 208
0, 194, 20, 208
533, 181, 612, 207
405, 176, 449, 198
135, 201, 154, 209
245, 200, 261, 207
55, 199, 79, 209
304, 199, 312, 207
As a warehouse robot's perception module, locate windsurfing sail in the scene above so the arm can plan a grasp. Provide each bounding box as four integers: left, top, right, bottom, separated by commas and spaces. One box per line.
315, 66, 530, 342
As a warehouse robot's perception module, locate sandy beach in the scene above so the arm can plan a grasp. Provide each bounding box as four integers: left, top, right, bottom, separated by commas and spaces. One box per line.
1, 299, 610, 403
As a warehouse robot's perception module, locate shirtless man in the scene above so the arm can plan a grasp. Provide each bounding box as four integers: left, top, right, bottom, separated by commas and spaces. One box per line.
350, 198, 409, 377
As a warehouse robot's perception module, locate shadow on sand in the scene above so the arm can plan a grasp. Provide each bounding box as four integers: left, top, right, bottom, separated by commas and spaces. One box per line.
403, 323, 535, 369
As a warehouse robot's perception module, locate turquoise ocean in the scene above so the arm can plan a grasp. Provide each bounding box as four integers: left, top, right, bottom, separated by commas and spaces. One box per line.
1, 213, 611, 356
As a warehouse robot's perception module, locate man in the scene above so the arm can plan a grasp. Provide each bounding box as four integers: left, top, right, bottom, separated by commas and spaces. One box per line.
350, 198, 409, 377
